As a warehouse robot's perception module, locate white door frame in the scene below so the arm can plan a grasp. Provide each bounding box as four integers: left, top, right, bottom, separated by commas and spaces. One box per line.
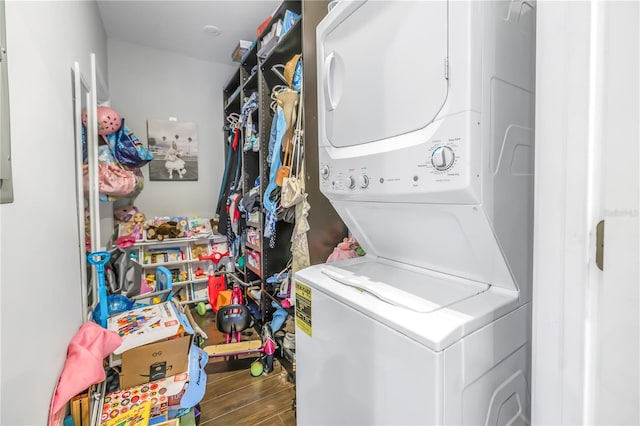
532, 1, 639, 424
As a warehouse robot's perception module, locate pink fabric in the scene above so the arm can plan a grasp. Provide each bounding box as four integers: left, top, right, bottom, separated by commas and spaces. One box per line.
326, 238, 357, 263
48, 321, 122, 426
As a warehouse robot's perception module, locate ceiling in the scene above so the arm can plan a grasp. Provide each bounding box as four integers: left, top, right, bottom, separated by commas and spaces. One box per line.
97, 0, 282, 65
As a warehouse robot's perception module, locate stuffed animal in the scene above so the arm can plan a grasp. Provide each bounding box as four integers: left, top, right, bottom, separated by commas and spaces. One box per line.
114, 205, 139, 223
191, 245, 208, 259
145, 221, 185, 241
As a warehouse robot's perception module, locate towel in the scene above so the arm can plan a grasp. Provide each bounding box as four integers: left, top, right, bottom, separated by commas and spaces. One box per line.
48, 321, 122, 426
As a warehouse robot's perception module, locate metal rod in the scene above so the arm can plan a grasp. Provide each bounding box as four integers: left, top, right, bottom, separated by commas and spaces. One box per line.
227, 272, 261, 287
131, 288, 171, 301
90, 379, 106, 426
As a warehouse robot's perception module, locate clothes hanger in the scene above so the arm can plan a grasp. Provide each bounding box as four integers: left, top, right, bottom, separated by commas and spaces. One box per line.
226, 113, 241, 130
270, 86, 289, 113
271, 64, 290, 86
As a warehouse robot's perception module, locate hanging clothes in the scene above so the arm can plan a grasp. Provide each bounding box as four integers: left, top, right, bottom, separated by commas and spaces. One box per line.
290, 161, 311, 308
216, 129, 237, 216
218, 128, 242, 236
263, 107, 287, 248
241, 92, 259, 152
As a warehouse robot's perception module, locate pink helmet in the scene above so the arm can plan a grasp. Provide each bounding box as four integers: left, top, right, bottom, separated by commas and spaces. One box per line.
82, 106, 122, 136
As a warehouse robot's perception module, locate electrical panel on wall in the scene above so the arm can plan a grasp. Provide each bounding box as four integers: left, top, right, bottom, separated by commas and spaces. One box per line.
0, 0, 13, 204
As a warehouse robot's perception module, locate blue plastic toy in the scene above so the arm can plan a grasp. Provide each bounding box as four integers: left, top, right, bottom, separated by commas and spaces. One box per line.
87, 251, 111, 328
91, 294, 133, 324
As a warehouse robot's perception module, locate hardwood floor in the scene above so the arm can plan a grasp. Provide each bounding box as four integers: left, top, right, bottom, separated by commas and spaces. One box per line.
192, 309, 296, 426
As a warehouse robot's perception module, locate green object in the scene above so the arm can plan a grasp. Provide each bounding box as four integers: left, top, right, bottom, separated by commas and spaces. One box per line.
196, 301, 207, 316
250, 360, 264, 377
237, 255, 245, 269
178, 409, 197, 426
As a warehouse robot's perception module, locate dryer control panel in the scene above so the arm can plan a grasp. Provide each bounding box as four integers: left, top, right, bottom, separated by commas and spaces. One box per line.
319, 112, 481, 204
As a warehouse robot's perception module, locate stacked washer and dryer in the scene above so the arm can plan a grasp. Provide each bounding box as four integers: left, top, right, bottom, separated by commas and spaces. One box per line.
294, 0, 536, 424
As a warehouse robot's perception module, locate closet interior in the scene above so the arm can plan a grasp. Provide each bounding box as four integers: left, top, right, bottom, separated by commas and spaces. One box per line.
70, 1, 345, 425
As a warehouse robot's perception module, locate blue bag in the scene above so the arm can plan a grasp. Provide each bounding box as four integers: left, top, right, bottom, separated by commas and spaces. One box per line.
106, 119, 154, 167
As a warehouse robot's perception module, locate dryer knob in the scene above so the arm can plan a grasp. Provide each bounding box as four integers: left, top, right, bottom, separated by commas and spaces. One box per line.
320, 165, 330, 180
347, 176, 356, 189
431, 146, 455, 171
358, 175, 370, 188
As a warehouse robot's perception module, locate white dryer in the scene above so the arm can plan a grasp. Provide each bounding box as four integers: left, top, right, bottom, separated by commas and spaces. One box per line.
295, 0, 536, 425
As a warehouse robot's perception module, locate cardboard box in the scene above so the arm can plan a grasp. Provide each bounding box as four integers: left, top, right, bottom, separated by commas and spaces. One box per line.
108, 301, 197, 387
231, 39, 252, 62
120, 335, 191, 389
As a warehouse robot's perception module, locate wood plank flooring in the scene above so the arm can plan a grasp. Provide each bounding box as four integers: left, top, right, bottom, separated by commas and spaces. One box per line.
192, 309, 296, 426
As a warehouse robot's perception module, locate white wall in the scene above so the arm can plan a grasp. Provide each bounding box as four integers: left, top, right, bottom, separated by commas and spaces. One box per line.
107, 39, 234, 219
0, 1, 107, 424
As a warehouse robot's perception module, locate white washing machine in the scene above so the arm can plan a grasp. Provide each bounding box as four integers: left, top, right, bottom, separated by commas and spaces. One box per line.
295, 0, 536, 424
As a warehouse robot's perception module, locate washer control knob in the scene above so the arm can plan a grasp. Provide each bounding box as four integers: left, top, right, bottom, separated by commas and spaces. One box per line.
358, 175, 370, 188
431, 146, 455, 171
320, 165, 330, 180
347, 176, 356, 189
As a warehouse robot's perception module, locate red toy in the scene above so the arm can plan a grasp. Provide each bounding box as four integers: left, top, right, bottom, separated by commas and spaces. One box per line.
199, 251, 230, 313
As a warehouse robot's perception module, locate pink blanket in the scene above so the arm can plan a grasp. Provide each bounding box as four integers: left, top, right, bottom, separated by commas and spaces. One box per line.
48, 321, 122, 425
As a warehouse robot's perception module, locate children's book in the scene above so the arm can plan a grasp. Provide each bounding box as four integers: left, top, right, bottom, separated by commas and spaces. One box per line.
101, 374, 188, 426
104, 401, 150, 426
108, 302, 183, 355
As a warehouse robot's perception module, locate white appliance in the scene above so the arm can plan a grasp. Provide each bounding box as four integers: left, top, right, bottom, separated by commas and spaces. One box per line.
294, 0, 536, 424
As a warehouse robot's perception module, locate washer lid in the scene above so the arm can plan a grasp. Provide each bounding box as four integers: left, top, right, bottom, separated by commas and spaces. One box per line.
295, 257, 520, 351
317, 0, 449, 148
320, 260, 487, 314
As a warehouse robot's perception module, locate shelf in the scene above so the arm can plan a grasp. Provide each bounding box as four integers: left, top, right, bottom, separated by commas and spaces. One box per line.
223, 67, 241, 94
140, 259, 195, 268
224, 88, 242, 112
128, 234, 224, 248
178, 296, 208, 306
277, 347, 296, 379
246, 242, 261, 252
258, 0, 302, 41
243, 71, 258, 92
247, 264, 262, 278
261, 18, 302, 79
241, 41, 259, 72
262, 289, 290, 307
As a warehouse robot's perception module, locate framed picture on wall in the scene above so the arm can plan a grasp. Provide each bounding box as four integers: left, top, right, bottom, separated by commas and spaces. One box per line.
147, 119, 198, 181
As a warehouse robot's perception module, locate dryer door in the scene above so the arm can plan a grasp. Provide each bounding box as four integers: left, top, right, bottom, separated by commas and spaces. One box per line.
318, 0, 449, 148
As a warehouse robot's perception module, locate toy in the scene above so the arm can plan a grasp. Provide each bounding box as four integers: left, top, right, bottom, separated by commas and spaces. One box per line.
87, 251, 111, 327
92, 294, 133, 324
145, 221, 185, 241
114, 204, 138, 223
326, 237, 359, 263
128, 211, 146, 240
250, 360, 264, 377
191, 245, 208, 259
188, 217, 212, 237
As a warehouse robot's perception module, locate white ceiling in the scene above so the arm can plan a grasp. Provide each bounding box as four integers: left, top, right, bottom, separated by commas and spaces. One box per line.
97, 0, 282, 65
